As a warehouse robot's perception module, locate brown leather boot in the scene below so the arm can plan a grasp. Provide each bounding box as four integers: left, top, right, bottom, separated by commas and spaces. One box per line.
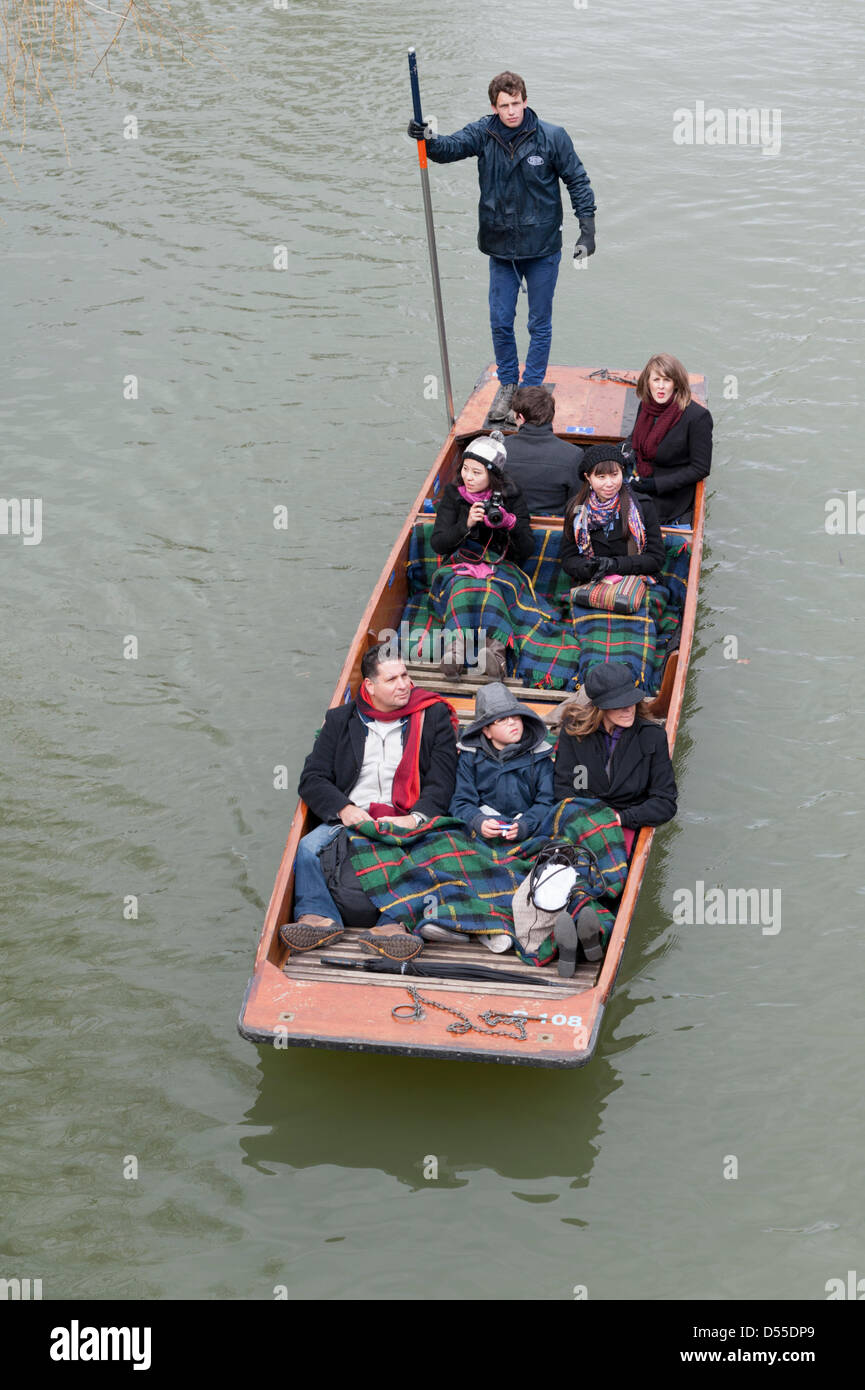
439, 632, 466, 678
279, 915, 343, 955
479, 637, 508, 682
357, 930, 424, 962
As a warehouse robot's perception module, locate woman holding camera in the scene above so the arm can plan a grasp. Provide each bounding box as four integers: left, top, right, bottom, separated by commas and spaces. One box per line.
430, 435, 534, 679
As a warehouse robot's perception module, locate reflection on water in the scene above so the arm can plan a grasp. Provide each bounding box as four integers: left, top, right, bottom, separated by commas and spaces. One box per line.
243, 1045, 617, 1191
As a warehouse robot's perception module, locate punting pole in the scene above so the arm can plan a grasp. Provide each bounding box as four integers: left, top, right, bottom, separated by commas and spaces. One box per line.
407, 47, 455, 430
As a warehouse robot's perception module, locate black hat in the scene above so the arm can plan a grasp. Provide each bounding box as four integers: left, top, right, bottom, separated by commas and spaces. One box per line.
577, 442, 629, 480
583, 662, 649, 709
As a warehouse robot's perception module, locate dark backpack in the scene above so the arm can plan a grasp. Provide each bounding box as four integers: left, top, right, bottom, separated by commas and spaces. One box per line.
316, 828, 381, 929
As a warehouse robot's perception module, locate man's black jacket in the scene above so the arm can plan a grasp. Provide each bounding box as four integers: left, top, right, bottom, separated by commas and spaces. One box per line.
502, 422, 584, 515
298, 700, 458, 825
426, 109, 595, 260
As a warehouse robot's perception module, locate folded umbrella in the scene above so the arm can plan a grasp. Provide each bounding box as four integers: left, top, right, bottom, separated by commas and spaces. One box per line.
319, 955, 563, 986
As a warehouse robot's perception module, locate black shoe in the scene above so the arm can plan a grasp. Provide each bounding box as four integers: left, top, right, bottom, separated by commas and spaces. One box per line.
488, 382, 516, 422
576, 904, 605, 962
553, 911, 578, 978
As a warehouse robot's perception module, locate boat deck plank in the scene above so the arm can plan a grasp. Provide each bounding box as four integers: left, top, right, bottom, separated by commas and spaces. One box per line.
455, 363, 706, 440
282, 931, 596, 1000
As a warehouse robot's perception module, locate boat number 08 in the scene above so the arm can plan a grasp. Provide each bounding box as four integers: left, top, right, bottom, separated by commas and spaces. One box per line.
513, 1010, 589, 1050
513, 1010, 582, 1028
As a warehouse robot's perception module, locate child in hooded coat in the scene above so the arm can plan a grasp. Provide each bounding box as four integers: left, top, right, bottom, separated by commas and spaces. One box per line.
450, 682, 556, 842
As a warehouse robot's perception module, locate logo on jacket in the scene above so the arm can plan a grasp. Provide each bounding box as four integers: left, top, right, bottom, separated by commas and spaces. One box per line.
527, 155, 544, 165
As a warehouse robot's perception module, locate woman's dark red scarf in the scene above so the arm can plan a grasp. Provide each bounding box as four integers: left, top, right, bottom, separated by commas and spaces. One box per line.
631, 395, 682, 477
356, 682, 458, 819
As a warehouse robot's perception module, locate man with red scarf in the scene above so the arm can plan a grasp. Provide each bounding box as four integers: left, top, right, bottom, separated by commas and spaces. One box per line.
282, 645, 458, 960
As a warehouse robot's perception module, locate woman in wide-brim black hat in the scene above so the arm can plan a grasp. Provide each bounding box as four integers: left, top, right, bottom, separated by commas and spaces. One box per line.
552, 661, 678, 961
554, 662, 677, 845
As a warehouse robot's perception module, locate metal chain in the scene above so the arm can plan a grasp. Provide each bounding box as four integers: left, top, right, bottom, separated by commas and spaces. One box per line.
392, 985, 546, 1040
586, 367, 638, 387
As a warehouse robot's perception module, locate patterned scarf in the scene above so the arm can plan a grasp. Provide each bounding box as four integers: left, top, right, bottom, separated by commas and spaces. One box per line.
574, 487, 646, 558
355, 683, 458, 818
631, 396, 682, 477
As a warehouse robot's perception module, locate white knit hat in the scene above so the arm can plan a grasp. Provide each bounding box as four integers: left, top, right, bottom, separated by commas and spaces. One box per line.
462, 431, 508, 476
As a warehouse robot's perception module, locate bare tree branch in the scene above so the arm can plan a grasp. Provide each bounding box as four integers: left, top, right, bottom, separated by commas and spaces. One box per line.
0, 1, 232, 162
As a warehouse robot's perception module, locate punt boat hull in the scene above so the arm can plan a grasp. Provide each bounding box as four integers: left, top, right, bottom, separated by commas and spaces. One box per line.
239, 364, 706, 1067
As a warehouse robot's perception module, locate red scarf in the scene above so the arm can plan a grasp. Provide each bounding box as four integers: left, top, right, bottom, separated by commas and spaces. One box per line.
355, 682, 458, 818
631, 396, 682, 477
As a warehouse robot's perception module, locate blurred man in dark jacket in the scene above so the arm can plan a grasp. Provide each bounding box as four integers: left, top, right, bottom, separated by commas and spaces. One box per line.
503, 386, 584, 515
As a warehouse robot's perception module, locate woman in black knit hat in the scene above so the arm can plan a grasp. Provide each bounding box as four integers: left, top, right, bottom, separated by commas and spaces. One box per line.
556, 443, 668, 691
559, 443, 664, 584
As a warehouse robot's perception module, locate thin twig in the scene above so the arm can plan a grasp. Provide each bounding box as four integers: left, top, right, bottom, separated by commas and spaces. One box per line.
0, 0, 233, 162
90, 0, 132, 75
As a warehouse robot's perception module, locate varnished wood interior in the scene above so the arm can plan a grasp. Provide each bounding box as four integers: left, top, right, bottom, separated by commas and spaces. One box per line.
284, 930, 595, 1001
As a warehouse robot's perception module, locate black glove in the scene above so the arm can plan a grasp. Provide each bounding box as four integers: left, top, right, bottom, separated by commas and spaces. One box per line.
631, 476, 658, 495
407, 119, 435, 142
591, 556, 616, 578
574, 216, 596, 260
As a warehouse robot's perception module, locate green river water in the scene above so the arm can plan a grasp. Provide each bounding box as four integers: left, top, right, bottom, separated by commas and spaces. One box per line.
2, 0, 863, 1302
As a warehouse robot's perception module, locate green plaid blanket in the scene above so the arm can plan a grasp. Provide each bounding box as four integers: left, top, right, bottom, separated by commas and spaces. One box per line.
403, 537, 692, 693
511, 583, 666, 691
427, 557, 557, 658
346, 799, 627, 967
517, 540, 692, 691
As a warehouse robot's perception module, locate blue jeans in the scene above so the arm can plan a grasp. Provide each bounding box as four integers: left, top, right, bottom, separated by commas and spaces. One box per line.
292, 822, 344, 923
488, 251, 561, 386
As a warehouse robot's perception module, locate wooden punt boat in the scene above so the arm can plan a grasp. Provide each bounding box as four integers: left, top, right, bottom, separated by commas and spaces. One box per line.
239, 363, 707, 1067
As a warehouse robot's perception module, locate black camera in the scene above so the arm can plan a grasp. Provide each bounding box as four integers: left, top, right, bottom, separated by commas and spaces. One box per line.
483, 490, 505, 526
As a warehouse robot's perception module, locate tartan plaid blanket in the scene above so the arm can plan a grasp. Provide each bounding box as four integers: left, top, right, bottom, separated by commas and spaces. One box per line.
401, 530, 692, 694
512, 577, 671, 693
407, 518, 570, 607
426, 557, 558, 668
345, 798, 627, 967
516, 539, 693, 692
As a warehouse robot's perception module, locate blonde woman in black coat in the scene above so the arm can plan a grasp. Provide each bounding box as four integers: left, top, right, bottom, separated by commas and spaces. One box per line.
624, 352, 713, 525
553, 662, 677, 962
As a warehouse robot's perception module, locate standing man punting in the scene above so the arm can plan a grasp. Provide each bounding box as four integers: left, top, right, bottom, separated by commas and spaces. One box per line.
408, 71, 596, 422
